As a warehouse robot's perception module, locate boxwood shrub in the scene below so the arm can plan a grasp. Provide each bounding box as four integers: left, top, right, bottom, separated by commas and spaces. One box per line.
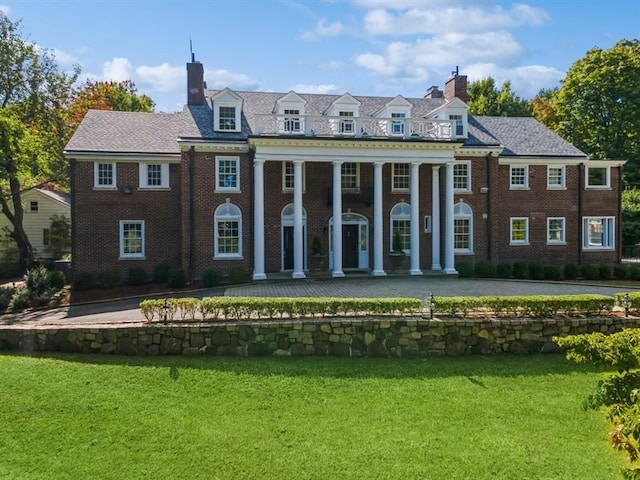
202, 268, 222, 288
564, 263, 579, 280
512, 262, 529, 279
528, 263, 545, 280
496, 263, 512, 279
474, 260, 496, 278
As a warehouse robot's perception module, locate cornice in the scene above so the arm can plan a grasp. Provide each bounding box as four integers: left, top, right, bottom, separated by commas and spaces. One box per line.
249, 137, 463, 151
177, 140, 249, 153
63, 151, 181, 163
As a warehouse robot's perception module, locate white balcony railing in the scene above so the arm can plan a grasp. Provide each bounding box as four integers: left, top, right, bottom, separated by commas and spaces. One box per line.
252, 114, 454, 140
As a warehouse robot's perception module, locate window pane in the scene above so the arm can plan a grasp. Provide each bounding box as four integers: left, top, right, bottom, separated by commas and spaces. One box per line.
341, 162, 358, 189
219, 106, 236, 130
217, 220, 239, 254
284, 109, 300, 132
511, 219, 527, 242
454, 163, 469, 190
454, 219, 470, 249
511, 167, 527, 186
123, 223, 143, 254
588, 168, 607, 186
548, 167, 564, 186
548, 218, 564, 242
147, 164, 162, 186
392, 219, 410, 251
217, 159, 238, 189
393, 163, 409, 190
98, 163, 113, 185
284, 161, 294, 190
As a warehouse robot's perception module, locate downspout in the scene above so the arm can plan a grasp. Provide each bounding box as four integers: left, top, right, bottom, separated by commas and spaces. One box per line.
618, 164, 623, 263
577, 163, 584, 265
485, 153, 492, 261
188, 146, 196, 282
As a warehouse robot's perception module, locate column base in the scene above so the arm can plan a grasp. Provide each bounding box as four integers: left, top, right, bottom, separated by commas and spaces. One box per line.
410, 269, 423, 276
431, 264, 442, 271
252, 273, 267, 281
443, 268, 458, 275
371, 270, 387, 276
292, 271, 307, 279
332, 270, 345, 278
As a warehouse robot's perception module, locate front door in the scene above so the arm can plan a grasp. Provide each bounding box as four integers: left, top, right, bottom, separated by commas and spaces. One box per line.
343, 224, 359, 269
283, 226, 294, 270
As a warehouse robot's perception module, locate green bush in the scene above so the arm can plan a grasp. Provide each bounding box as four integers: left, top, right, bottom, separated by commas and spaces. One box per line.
0, 286, 13, 312
580, 264, 600, 281
202, 268, 222, 288
564, 263, 580, 280
455, 263, 474, 278
97, 270, 121, 289
630, 264, 640, 281
227, 267, 249, 284
154, 263, 171, 283
614, 264, 631, 280
49, 270, 66, 290
543, 265, 562, 281
512, 262, 529, 279
128, 267, 148, 286
598, 264, 613, 280
167, 268, 187, 288
474, 260, 496, 278
73, 272, 94, 290
528, 263, 545, 280
496, 263, 512, 279
9, 286, 30, 312
26, 265, 52, 296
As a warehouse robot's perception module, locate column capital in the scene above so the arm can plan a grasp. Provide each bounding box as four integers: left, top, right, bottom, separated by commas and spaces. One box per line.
432, 165, 441, 172
332, 160, 344, 166
293, 159, 305, 165
373, 161, 385, 167
254, 158, 265, 165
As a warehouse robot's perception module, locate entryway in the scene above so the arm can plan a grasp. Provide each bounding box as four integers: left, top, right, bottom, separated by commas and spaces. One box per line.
281, 204, 307, 271
329, 213, 369, 270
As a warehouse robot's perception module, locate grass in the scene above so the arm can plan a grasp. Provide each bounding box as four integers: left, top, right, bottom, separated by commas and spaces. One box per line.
0, 354, 626, 480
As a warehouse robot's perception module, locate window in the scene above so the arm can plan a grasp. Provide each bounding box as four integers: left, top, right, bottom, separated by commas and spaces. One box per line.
283, 109, 301, 133
392, 163, 410, 191
510, 217, 529, 245
29, 201, 38, 212
547, 217, 566, 244
424, 215, 432, 233
119, 220, 145, 258
583, 217, 614, 250
43, 228, 50, 246
390, 202, 411, 253
547, 166, 565, 189
454, 202, 473, 253
94, 162, 116, 188
341, 162, 359, 190
450, 114, 464, 136
391, 112, 406, 135
214, 203, 242, 258
282, 161, 305, 192
339, 111, 355, 134
510, 165, 529, 189
218, 106, 237, 131
586, 166, 610, 188
139, 163, 169, 189
215, 156, 240, 192
454, 161, 471, 192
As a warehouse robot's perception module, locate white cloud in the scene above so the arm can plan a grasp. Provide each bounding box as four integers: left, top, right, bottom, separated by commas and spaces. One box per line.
101, 57, 135, 82
136, 63, 183, 92
465, 63, 565, 98
51, 48, 80, 68
288, 83, 341, 94
301, 19, 345, 41
205, 68, 260, 91
0, 4, 10, 14
318, 60, 346, 70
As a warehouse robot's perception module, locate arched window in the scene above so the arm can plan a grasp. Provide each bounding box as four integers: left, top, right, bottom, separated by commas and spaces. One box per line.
214, 203, 242, 258
390, 202, 411, 253
454, 202, 473, 254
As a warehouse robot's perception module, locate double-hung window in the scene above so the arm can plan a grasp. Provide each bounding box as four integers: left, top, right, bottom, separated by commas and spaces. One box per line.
139, 163, 169, 189
215, 156, 240, 192
547, 166, 565, 189
282, 161, 305, 192
583, 217, 614, 249
510, 217, 529, 245
119, 220, 145, 259
510, 165, 529, 189
586, 166, 610, 188
392, 163, 410, 191
454, 161, 471, 192
94, 162, 116, 189
450, 115, 464, 137
391, 112, 405, 135
547, 217, 566, 244
218, 106, 237, 131
454, 202, 473, 253
341, 162, 359, 190
214, 203, 242, 258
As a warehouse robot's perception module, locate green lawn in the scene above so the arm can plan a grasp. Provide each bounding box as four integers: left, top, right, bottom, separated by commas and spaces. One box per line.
0, 354, 626, 480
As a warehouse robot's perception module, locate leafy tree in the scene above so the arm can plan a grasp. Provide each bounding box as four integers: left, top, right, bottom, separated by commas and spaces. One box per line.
531, 87, 559, 130
467, 77, 532, 117
68, 79, 154, 129
554, 39, 640, 186
0, 13, 78, 271
46, 214, 70, 259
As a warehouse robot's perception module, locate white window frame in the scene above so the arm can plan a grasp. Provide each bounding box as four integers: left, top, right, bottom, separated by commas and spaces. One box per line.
339, 111, 355, 134
392, 163, 410, 192
94, 162, 117, 189
283, 109, 302, 133
547, 217, 566, 244
424, 215, 432, 234
390, 112, 406, 136
119, 220, 145, 259
29, 201, 38, 213
449, 114, 464, 137
453, 161, 471, 193
510, 165, 529, 189
390, 202, 411, 254
214, 203, 242, 258
586, 166, 611, 189
454, 202, 473, 254
217, 105, 238, 131
215, 156, 240, 192
341, 162, 360, 190
139, 163, 169, 189
547, 165, 566, 189
582, 216, 615, 250
510, 217, 529, 245
282, 161, 306, 192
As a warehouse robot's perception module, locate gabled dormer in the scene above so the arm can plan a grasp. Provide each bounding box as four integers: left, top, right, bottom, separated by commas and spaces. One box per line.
275, 91, 306, 133
325, 93, 361, 135
426, 97, 468, 139
212, 88, 243, 133
374, 95, 412, 136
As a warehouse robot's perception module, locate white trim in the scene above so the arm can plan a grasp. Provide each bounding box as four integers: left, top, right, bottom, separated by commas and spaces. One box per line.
214, 203, 243, 258
546, 165, 566, 189
582, 216, 615, 250
390, 202, 411, 254
453, 160, 471, 193
453, 202, 473, 254
547, 217, 566, 244
215, 156, 240, 192
341, 162, 360, 190
585, 165, 611, 189
282, 161, 306, 192
391, 163, 410, 192
510, 217, 529, 245
509, 165, 529, 189
94, 162, 117, 190
138, 163, 169, 189
119, 220, 145, 259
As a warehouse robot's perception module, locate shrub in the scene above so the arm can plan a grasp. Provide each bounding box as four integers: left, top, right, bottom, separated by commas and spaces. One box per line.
49, 270, 66, 290
543, 265, 562, 281
73, 271, 94, 290
26, 265, 52, 296
455, 263, 475, 278
474, 260, 496, 278
512, 262, 529, 279
128, 267, 148, 286
97, 270, 121, 289
598, 264, 613, 280
202, 268, 222, 288
496, 263, 512, 279
228, 267, 249, 285
9, 286, 30, 312
0, 286, 13, 312
167, 268, 187, 288
564, 263, 580, 280
154, 263, 171, 283
528, 263, 545, 280
580, 264, 600, 281
630, 264, 640, 281
614, 264, 631, 280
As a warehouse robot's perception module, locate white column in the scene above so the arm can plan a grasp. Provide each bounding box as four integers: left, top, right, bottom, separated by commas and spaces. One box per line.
252, 159, 267, 280
372, 161, 386, 276
332, 161, 344, 277
443, 162, 457, 274
292, 160, 306, 279
410, 162, 422, 275
431, 165, 441, 271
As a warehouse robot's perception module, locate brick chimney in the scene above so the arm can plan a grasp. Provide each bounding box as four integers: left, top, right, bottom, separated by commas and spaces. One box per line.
187, 58, 205, 106
444, 67, 467, 103
424, 85, 443, 99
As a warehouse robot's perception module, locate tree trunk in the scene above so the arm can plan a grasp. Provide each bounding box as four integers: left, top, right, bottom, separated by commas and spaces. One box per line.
0, 165, 35, 272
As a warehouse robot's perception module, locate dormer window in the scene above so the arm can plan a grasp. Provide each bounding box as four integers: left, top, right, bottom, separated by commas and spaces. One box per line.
339, 111, 355, 134
219, 106, 236, 130
450, 115, 464, 136
391, 113, 406, 135
213, 88, 242, 133
284, 109, 301, 133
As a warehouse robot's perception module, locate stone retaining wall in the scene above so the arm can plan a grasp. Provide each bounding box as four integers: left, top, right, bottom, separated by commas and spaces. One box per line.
2, 316, 639, 357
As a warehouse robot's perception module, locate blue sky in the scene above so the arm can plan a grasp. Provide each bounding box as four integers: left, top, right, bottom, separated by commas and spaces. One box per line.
1, 0, 638, 112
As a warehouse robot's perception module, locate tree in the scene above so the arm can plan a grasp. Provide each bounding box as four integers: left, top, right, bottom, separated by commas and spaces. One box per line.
467, 77, 532, 117
67, 79, 154, 129
531, 87, 559, 130
0, 13, 78, 270
554, 39, 640, 185
46, 214, 70, 259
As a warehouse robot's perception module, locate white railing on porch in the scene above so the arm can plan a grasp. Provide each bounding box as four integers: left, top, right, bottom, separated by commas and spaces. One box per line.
253, 114, 454, 140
